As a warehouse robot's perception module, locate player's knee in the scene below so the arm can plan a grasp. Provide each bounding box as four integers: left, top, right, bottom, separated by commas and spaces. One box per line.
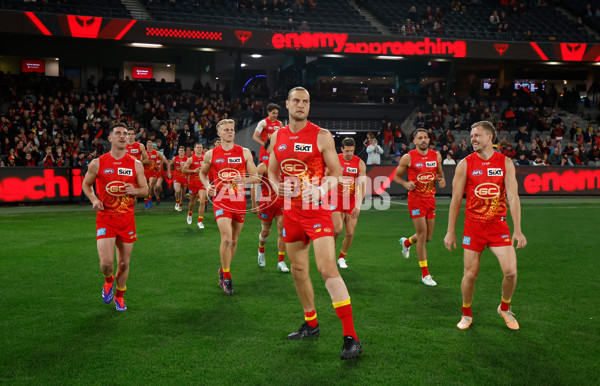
318, 266, 337, 281
345, 231, 354, 240
464, 270, 478, 283
261, 229, 271, 238
221, 238, 233, 248
117, 261, 129, 272
504, 268, 517, 282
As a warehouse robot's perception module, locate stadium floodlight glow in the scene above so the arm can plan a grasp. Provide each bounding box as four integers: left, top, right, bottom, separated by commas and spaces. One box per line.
198, 47, 217, 52
337, 131, 357, 135
54, 58, 59, 61
376, 55, 403, 60
240, 63, 247, 67
131, 42, 163, 48
166, 64, 171, 67
546, 61, 562, 65
322, 54, 344, 58
251, 54, 262, 58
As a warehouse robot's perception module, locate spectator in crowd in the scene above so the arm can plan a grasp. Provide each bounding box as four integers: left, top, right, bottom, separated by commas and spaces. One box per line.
490, 10, 500, 25
443, 151, 456, 165
366, 138, 384, 165
570, 147, 587, 165
298, 21, 310, 32
514, 125, 531, 143
515, 153, 530, 166
413, 111, 426, 129
258, 16, 271, 29
587, 143, 600, 165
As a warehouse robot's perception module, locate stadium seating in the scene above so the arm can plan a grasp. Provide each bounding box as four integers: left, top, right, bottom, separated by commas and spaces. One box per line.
2, 0, 131, 19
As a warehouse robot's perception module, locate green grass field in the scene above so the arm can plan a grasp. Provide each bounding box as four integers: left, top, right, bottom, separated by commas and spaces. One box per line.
1, 197, 599, 385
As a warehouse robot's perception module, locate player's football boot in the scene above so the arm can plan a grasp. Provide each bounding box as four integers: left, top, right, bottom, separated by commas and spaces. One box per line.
340, 336, 362, 360
222, 278, 234, 296
457, 315, 473, 330
277, 261, 290, 273
497, 305, 520, 330
102, 281, 114, 304
337, 258, 348, 269
258, 250, 266, 267
176, 205, 182, 212
421, 275, 437, 286
114, 297, 127, 311
186, 215, 193, 225
147, 200, 152, 208
399, 237, 411, 258
144, 202, 149, 209
197, 222, 205, 229
218, 268, 224, 288
174, 203, 179, 211
286, 322, 320, 340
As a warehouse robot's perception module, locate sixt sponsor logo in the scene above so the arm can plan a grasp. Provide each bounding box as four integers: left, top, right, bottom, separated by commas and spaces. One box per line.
228, 157, 242, 164
487, 168, 503, 176
118, 168, 133, 176
294, 143, 313, 152
426, 161, 437, 167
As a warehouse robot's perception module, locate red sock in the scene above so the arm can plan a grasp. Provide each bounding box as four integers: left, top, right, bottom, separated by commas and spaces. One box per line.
222, 268, 231, 280
501, 298, 510, 311
188, 211, 193, 216
156, 196, 161, 202
115, 288, 126, 298
304, 309, 318, 328
144, 198, 148, 204
338, 251, 346, 260
462, 306, 472, 317
404, 237, 414, 248
420, 266, 430, 277
258, 245, 265, 253
104, 275, 114, 284
334, 301, 357, 340
278, 252, 285, 262
198, 216, 203, 223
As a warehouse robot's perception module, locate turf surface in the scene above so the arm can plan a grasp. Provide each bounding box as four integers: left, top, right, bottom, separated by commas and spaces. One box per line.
1, 197, 599, 384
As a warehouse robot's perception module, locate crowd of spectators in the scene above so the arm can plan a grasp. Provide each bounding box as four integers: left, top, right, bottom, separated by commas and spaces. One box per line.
0, 73, 267, 168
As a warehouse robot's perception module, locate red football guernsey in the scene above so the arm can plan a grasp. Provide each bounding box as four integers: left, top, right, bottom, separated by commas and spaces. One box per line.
407, 149, 439, 198
337, 154, 361, 197
172, 155, 188, 178
144, 149, 158, 172
259, 118, 282, 143
188, 154, 203, 185
210, 144, 247, 200
125, 142, 143, 161
273, 121, 325, 209
95, 153, 137, 216
464, 151, 508, 222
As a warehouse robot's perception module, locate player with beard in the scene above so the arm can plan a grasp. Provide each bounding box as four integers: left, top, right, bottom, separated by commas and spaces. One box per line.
395, 128, 445, 286
444, 121, 527, 330
82, 123, 148, 311
183, 142, 207, 228
171, 146, 188, 211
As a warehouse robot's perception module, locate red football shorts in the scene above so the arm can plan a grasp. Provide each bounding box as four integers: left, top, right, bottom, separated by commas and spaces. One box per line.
282, 206, 334, 245
258, 147, 270, 164
213, 198, 246, 223
173, 173, 188, 186
96, 212, 137, 242
188, 179, 206, 196
258, 197, 284, 222
462, 218, 512, 252
407, 195, 436, 219
331, 194, 359, 215
144, 169, 158, 180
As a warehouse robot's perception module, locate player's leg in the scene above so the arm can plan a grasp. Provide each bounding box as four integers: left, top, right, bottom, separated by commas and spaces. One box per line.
313, 235, 361, 359
457, 249, 482, 329
173, 181, 181, 210
415, 216, 436, 285
339, 213, 358, 266
147, 177, 156, 208
257, 218, 272, 267
490, 245, 519, 329
275, 214, 288, 272
154, 177, 163, 205
216, 217, 235, 295
97, 237, 117, 304
286, 240, 318, 339
197, 190, 207, 228
187, 191, 197, 225
113, 239, 134, 311
332, 211, 347, 268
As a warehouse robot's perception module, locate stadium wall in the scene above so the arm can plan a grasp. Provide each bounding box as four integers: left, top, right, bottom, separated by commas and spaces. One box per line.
1, 166, 599, 204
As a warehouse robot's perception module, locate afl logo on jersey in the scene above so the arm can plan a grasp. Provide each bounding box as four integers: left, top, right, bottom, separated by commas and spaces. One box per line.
474, 183, 500, 199
294, 143, 313, 152
346, 167, 358, 174
426, 161, 437, 167
106, 181, 128, 196
218, 168, 241, 181
281, 159, 307, 176
417, 172, 435, 183
228, 157, 242, 164
487, 168, 503, 176
103, 168, 115, 174
414, 163, 424, 168
472, 169, 483, 176
277, 144, 287, 151
215, 158, 225, 163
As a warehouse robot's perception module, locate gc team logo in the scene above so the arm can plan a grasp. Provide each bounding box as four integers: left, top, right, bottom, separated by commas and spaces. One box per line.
218, 168, 241, 181
105, 181, 128, 196
281, 159, 307, 176
416, 172, 435, 183
474, 183, 500, 199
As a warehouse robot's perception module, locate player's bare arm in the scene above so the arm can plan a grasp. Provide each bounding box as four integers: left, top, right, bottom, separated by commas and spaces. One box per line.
444, 158, 467, 251
504, 157, 527, 249
130, 159, 149, 197
351, 159, 368, 219
160, 153, 171, 178
251, 163, 267, 213
314, 129, 341, 198
267, 131, 285, 196
253, 120, 267, 147
82, 158, 103, 211
140, 143, 149, 165
199, 149, 214, 196
436, 151, 446, 188
393, 153, 415, 190
181, 157, 196, 175
240, 148, 260, 184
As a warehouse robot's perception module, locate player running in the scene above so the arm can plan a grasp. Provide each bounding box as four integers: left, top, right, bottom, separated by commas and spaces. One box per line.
171, 146, 188, 211
143, 140, 168, 209
253, 103, 282, 164
153, 147, 171, 206
268, 87, 362, 360
82, 123, 148, 311
200, 119, 258, 295
183, 142, 207, 229
394, 128, 445, 286
251, 139, 289, 273
125, 127, 149, 165
330, 137, 366, 269
444, 120, 527, 330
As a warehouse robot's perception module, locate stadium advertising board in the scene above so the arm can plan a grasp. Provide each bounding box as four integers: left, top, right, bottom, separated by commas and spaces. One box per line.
21, 59, 45, 73
1, 10, 599, 62
0, 167, 81, 203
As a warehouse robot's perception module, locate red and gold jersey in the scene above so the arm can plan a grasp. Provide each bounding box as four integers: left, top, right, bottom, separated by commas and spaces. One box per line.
188, 154, 203, 185
95, 153, 137, 215
259, 155, 279, 203
173, 155, 188, 178
125, 142, 143, 161
259, 117, 282, 143
273, 121, 325, 209
144, 149, 158, 172
464, 151, 508, 222
407, 149, 438, 198
154, 153, 164, 173
210, 145, 247, 198
337, 154, 361, 196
